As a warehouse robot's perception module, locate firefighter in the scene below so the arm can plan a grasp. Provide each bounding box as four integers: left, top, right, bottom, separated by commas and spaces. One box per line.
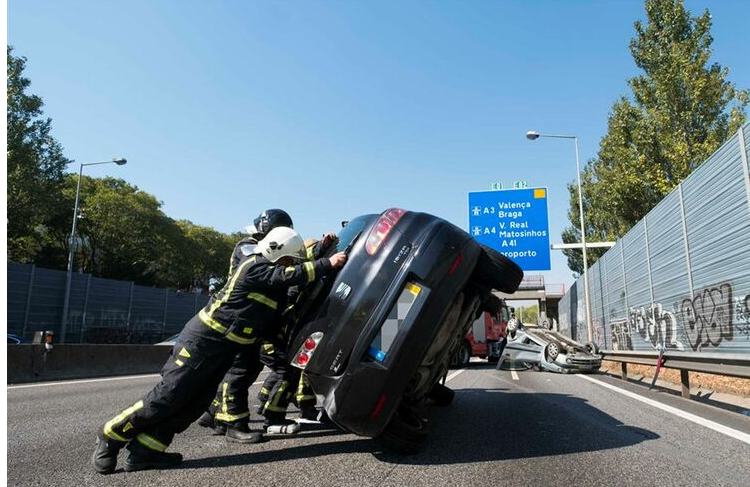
196, 209, 295, 440
92, 227, 348, 474
199, 222, 337, 438
256, 236, 336, 434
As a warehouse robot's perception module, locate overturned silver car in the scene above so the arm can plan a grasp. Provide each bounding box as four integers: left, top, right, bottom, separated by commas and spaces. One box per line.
500, 321, 601, 373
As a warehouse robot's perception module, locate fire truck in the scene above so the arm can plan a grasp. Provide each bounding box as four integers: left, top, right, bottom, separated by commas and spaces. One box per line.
453, 303, 511, 367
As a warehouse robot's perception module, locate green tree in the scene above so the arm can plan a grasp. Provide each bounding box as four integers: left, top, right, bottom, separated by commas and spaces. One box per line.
45, 175, 236, 288
176, 220, 236, 290
69, 176, 175, 284
7, 46, 72, 261
562, 0, 748, 273
515, 304, 539, 325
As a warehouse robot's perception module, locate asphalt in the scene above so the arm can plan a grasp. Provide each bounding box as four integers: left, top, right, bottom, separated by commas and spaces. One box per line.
7, 363, 750, 486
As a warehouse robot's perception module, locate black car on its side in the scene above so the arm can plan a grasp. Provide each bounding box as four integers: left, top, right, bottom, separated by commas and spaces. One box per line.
287, 209, 523, 452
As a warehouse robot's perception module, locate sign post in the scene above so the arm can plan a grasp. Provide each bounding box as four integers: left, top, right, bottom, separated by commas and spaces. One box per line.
468, 187, 551, 271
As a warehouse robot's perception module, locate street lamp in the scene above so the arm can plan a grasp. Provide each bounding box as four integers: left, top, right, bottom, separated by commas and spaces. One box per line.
526, 131, 594, 342
60, 157, 128, 342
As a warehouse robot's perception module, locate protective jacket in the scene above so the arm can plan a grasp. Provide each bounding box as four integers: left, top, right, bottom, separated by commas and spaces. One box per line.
187, 253, 332, 345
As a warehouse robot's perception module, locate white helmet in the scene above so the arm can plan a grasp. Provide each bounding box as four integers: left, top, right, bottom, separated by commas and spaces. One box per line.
257, 226, 306, 263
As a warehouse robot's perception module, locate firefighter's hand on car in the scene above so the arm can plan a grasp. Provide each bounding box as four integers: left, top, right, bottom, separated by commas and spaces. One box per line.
322, 232, 338, 249
328, 252, 347, 268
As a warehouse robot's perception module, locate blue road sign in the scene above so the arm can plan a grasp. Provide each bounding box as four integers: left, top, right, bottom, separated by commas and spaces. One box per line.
468, 187, 551, 271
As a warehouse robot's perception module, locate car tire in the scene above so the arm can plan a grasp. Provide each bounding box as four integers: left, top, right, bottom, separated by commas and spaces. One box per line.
585, 341, 599, 355
472, 245, 524, 293
546, 341, 561, 361
379, 408, 429, 454
487, 355, 500, 364
428, 383, 455, 406
456, 342, 471, 368
506, 318, 518, 340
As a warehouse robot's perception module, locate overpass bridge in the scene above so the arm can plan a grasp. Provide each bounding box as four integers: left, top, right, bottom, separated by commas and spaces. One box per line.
494, 275, 565, 328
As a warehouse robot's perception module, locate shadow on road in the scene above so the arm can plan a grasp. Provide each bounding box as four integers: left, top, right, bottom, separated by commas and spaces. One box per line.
179, 376, 658, 470
180, 437, 375, 470
377, 387, 660, 465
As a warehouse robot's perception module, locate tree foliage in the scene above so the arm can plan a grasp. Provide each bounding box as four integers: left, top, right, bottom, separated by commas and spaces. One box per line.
562, 0, 748, 273
48, 176, 237, 288
7, 46, 71, 261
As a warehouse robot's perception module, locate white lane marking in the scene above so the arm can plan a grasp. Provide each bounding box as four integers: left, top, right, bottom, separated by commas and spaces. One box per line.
9, 375, 268, 390
578, 374, 750, 446
7, 374, 162, 389
445, 369, 466, 382
510, 369, 520, 381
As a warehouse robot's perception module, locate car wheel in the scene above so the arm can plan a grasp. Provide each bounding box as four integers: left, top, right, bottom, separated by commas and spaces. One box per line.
472, 245, 524, 293
487, 355, 500, 364
379, 408, 429, 454
506, 318, 518, 335
546, 341, 561, 361
428, 382, 455, 406
456, 342, 471, 368
585, 341, 599, 355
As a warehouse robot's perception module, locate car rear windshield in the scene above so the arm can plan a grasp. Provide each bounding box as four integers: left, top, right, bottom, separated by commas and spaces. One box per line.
335, 215, 376, 252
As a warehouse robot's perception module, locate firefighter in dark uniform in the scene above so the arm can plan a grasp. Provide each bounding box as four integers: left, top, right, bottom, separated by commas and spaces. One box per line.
202, 230, 336, 437
195, 209, 294, 441
92, 226, 348, 474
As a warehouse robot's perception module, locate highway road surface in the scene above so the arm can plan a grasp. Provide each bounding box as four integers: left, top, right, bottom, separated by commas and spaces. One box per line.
7, 362, 750, 486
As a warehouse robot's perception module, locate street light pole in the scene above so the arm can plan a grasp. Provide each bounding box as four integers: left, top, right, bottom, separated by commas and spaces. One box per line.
60, 158, 127, 343
526, 131, 594, 342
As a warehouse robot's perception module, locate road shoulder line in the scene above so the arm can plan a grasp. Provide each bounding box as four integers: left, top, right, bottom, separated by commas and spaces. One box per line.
578, 374, 750, 445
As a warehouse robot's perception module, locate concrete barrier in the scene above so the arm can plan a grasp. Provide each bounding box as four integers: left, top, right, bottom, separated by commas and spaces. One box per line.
7, 344, 172, 384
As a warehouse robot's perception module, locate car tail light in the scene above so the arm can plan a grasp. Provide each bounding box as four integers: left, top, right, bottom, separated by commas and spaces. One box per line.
296, 352, 310, 367
292, 332, 324, 369
365, 208, 407, 255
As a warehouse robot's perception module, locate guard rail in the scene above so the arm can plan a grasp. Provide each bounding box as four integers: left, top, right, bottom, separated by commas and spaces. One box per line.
600, 349, 750, 399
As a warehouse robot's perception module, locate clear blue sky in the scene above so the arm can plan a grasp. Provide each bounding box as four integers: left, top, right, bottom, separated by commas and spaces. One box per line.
8, 0, 750, 288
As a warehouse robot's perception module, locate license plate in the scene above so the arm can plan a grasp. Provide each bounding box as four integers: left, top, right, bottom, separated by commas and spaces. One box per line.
368, 282, 422, 361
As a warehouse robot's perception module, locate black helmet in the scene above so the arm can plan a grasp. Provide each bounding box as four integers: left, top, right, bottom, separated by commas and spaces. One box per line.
254, 209, 293, 236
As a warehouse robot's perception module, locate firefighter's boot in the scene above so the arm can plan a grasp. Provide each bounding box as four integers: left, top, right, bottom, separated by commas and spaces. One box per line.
92, 430, 126, 475
225, 422, 265, 444
123, 440, 182, 472
197, 411, 227, 435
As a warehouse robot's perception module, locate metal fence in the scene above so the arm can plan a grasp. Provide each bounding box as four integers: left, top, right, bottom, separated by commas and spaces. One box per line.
559, 123, 750, 356
7, 263, 210, 344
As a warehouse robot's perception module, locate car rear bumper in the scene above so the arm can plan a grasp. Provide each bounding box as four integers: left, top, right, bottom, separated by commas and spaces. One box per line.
302, 214, 481, 437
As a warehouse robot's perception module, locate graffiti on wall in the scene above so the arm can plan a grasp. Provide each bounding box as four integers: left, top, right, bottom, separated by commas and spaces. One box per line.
734, 293, 750, 338
629, 302, 684, 350
678, 283, 733, 351
610, 319, 632, 351
606, 282, 749, 352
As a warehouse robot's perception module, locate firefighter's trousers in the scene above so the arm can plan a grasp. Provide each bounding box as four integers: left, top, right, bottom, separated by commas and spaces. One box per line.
101, 326, 239, 451
260, 344, 316, 422
206, 344, 264, 424
257, 341, 286, 407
